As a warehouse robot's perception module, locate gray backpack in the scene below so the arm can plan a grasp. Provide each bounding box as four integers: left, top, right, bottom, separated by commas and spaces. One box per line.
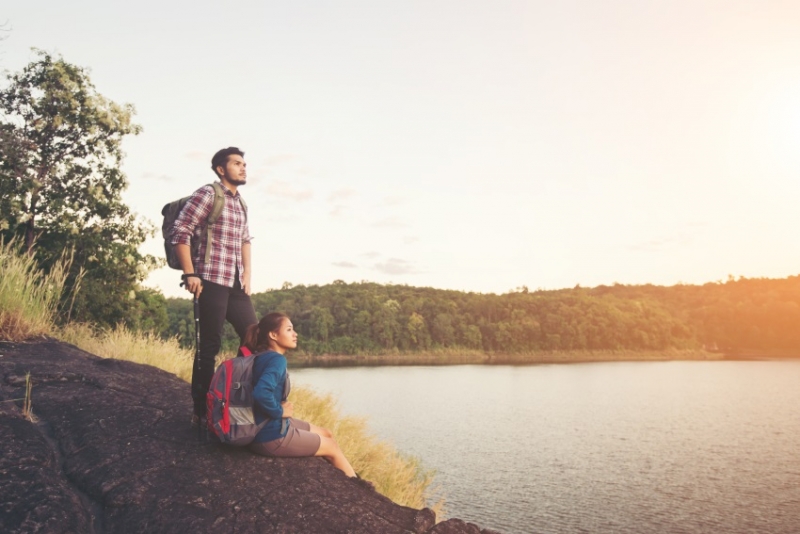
206, 348, 290, 446
161, 182, 247, 270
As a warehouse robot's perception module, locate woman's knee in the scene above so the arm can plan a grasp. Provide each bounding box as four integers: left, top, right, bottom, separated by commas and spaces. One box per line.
309, 423, 333, 439
317, 435, 343, 456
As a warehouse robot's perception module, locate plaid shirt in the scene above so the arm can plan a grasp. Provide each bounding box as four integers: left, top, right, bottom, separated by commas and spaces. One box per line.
170, 182, 251, 288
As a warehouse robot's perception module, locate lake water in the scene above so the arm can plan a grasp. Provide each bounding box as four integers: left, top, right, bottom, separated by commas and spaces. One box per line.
290, 360, 800, 534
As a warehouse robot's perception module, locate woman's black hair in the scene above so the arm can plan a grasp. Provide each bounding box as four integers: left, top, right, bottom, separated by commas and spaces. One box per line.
243, 312, 289, 353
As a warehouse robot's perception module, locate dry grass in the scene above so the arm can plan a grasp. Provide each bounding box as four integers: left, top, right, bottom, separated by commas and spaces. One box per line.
0, 239, 72, 342
291, 385, 443, 513
57, 324, 439, 509
22, 372, 35, 422
59, 323, 195, 382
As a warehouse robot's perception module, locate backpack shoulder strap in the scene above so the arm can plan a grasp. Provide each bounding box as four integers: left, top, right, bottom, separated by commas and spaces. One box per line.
202, 183, 248, 264
238, 195, 248, 222
202, 183, 226, 265
208, 183, 226, 224
208, 182, 247, 223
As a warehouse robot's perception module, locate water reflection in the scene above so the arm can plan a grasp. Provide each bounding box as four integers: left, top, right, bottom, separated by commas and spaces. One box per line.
291, 361, 800, 534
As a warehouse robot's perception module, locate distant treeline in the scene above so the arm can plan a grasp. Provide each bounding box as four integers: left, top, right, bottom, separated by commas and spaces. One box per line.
163, 276, 800, 356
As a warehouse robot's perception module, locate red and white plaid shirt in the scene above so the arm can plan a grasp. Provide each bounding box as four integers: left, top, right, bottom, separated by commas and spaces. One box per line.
170, 182, 251, 288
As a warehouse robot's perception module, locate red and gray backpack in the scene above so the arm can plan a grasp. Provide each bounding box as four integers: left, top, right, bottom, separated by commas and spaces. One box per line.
206, 346, 263, 446
206, 347, 290, 446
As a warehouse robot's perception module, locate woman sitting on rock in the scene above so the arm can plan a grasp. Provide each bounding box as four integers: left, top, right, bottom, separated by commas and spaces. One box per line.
243, 312, 357, 478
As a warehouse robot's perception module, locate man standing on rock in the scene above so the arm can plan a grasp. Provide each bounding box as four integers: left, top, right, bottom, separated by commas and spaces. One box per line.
170, 147, 257, 425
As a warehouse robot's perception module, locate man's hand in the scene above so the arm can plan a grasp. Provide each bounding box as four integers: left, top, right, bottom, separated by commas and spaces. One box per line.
242, 242, 253, 296
242, 271, 252, 296
184, 275, 203, 297
175, 244, 202, 296
281, 401, 294, 418
175, 243, 203, 298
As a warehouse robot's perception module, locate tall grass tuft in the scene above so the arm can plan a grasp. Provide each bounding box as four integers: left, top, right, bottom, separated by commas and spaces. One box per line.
291, 386, 443, 513
0, 239, 72, 341
22, 372, 36, 422
59, 323, 195, 382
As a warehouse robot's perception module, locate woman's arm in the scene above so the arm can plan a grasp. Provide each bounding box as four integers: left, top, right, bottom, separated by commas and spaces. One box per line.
252, 357, 286, 420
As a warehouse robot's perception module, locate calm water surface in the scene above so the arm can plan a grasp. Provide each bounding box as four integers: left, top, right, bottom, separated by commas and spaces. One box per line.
291, 361, 800, 534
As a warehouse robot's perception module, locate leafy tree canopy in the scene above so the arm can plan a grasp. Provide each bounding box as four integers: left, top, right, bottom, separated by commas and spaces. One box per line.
0, 50, 159, 326
166, 277, 800, 357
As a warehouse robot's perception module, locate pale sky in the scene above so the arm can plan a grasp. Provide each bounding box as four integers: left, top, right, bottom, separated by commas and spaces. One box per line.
3, 1, 800, 298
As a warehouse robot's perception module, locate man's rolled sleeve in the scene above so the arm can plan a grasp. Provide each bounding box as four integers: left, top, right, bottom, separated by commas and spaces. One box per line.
242, 221, 252, 245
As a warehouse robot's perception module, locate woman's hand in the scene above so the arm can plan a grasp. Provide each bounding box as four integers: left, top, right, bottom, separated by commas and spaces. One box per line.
281, 401, 294, 418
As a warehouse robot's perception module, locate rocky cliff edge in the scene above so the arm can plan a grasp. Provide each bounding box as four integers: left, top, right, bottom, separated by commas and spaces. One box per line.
0, 339, 499, 534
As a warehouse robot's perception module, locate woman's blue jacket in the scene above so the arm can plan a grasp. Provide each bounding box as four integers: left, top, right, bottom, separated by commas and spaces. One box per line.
251, 351, 289, 443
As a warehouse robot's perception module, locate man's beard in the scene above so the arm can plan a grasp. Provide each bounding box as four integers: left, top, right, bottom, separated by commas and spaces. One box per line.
227, 176, 247, 186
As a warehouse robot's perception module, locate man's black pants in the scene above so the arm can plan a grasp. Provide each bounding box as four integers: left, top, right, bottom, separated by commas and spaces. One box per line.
191, 279, 257, 416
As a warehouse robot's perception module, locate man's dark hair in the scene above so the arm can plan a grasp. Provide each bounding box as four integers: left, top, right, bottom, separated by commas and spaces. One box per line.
211, 147, 245, 177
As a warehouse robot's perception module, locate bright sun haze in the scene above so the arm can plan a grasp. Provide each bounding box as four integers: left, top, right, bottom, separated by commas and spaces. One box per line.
3, 0, 799, 297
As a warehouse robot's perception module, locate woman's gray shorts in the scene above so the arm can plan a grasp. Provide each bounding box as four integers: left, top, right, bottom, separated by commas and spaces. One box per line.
248, 419, 321, 458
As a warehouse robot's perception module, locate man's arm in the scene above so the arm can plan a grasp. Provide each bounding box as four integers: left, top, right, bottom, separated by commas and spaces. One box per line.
242, 242, 252, 295
170, 186, 214, 297
176, 243, 202, 297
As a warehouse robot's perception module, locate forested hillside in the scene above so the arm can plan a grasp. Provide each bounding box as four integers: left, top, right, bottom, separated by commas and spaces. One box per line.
164, 276, 800, 357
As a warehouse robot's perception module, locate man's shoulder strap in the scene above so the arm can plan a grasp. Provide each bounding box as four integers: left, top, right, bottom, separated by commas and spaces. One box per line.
207, 183, 226, 225
207, 182, 247, 224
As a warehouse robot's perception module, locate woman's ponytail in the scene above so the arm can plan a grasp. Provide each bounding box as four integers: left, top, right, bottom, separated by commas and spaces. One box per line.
243, 312, 289, 353
243, 323, 261, 352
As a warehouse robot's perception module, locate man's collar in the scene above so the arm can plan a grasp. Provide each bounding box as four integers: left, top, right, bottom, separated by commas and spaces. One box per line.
216, 180, 239, 197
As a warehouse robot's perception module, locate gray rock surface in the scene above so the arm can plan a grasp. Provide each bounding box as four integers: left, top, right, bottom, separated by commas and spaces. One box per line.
0, 339, 500, 533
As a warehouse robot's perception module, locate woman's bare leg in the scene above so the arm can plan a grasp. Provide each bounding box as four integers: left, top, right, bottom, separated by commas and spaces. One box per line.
315, 435, 356, 477
307, 423, 333, 439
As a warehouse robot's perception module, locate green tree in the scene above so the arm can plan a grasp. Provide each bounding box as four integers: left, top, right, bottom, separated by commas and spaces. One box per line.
165, 297, 194, 347
459, 324, 483, 349
127, 288, 169, 333
431, 313, 456, 346
0, 50, 157, 326
406, 312, 431, 350
373, 299, 401, 349
310, 306, 335, 343
164, 277, 800, 357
